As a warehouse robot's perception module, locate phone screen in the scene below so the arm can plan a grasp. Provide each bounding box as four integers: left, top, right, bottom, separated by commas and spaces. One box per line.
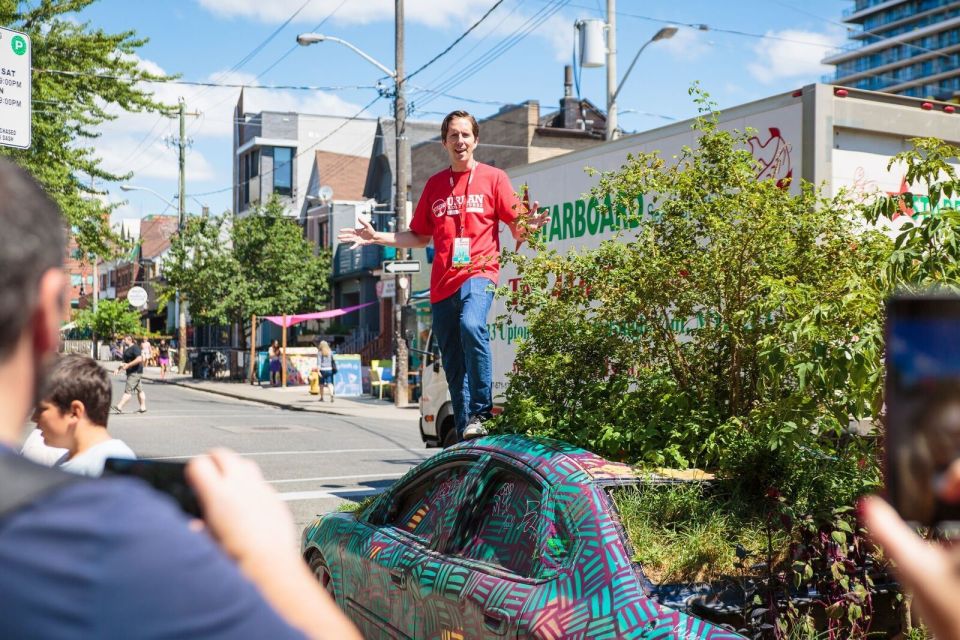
104, 458, 202, 518
886, 294, 960, 528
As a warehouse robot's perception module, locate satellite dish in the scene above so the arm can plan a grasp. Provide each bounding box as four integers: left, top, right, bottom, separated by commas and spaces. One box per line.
319, 185, 334, 202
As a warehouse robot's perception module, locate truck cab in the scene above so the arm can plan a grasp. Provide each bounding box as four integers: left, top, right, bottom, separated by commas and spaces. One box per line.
417, 330, 456, 447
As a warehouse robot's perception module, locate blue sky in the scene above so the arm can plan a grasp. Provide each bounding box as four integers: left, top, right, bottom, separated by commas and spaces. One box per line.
73, 0, 849, 220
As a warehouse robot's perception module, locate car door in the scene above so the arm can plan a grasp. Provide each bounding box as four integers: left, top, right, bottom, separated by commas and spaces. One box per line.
342, 458, 479, 639
411, 461, 566, 639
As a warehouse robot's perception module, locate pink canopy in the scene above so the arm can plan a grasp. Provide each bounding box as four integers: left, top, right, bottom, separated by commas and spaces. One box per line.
262, 301, 377, 328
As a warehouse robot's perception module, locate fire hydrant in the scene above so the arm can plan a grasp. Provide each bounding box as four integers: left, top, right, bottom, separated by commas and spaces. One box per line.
308, 369, 321, 395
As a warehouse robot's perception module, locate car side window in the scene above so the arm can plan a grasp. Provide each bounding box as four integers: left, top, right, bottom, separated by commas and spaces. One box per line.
385, 463, 472, 545
536, 503, 573, 577
453, 466, 543, 577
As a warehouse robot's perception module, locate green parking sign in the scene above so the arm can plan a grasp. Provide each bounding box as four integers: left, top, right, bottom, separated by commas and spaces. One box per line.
0, 27, 32, 149
11, 35, 27, 56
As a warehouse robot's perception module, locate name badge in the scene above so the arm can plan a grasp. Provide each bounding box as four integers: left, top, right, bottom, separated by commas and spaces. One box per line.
452, 237, 471, 267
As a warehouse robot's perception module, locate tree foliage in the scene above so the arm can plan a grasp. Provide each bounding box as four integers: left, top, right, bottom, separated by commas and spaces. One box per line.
0, 0, 171, 255
163, 196, 332, 345
499, 88, 891, 477
73, 298, 141, 338
496, 86, 960, 637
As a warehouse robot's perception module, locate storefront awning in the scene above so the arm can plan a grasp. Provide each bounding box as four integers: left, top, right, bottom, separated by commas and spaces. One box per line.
262, 301, 376, 328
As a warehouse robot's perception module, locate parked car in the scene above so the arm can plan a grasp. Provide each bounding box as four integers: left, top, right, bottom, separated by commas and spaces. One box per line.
301, 434, 744, 639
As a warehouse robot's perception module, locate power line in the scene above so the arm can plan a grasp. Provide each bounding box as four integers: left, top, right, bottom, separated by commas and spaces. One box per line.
414, 0, 571, 111
33, 69, 376, 92
121, 0, 321, 175
405, 0, 508, 82
768, 0, 955, 62
191, 95, 383, 198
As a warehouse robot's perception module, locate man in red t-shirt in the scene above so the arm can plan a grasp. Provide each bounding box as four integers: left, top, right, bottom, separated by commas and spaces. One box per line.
338, 110, 549, 440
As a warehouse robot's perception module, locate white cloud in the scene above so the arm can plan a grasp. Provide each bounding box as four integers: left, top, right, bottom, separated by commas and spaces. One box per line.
747, 29, 845, 85
197, 0, 497, 28
656, 27, 712, 61
92, 56, 366, 184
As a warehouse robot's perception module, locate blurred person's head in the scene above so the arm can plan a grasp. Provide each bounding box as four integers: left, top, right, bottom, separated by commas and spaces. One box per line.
123, 335, 134, 346
32, 354, 112, 450
0, 159, 68, 445
318, 340, 331, 357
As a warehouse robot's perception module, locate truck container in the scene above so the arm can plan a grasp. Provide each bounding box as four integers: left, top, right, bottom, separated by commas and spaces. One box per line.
419, 83, 960, 447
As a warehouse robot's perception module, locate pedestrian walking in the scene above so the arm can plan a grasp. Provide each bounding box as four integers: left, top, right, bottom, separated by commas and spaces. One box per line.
157, 339, 170, 380
268, 339, 281, 387
338, 110, 549, 440
141, 337, 153, 367
316, 340, 336, 403
112, 335, 146, 414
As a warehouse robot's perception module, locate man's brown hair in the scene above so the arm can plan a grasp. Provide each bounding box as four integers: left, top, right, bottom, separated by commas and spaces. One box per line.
0, 160, 66, 360
440, 110, 479, 141
41, 353, 112, 427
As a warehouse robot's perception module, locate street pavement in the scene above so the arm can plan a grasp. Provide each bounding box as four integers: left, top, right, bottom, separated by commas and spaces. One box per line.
103, 366, 436, 534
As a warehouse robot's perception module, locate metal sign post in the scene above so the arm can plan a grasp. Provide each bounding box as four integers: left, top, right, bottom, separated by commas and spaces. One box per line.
0, 27, 31, 149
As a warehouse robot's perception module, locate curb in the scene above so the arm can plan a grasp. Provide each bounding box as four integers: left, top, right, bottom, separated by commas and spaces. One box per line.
142, 375, 417, 417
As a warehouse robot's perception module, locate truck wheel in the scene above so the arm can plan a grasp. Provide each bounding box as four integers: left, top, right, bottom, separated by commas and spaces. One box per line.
441, 423, 458, 448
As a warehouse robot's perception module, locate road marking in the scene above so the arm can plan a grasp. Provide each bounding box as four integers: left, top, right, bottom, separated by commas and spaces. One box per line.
279, 488, 383, 502
148, 448, 432, 461
269, 472, 408, 485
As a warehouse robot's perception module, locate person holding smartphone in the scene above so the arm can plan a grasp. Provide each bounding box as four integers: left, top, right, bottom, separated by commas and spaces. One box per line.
0, 159, 359, 640
338, 110, 549, 440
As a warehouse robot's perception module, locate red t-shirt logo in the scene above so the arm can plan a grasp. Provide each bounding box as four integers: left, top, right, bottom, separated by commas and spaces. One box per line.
431, 199, 448, 217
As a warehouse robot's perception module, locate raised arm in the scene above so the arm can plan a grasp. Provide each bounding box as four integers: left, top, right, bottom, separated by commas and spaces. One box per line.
337, 216, 430, 250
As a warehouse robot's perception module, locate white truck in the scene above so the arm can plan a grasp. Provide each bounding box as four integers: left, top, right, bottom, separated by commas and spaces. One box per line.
418, 83, 960, 447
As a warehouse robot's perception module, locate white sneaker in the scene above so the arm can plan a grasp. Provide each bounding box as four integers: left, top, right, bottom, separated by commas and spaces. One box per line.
463, 418, 488, 440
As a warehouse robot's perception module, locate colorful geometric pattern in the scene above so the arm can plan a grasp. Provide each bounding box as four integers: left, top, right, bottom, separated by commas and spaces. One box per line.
302, 435, 743, 639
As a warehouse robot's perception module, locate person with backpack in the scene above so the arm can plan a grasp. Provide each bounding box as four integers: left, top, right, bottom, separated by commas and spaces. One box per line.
0, 159, 359, 640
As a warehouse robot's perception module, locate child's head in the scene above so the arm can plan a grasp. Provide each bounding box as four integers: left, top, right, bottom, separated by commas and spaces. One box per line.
32, 354, 111, 448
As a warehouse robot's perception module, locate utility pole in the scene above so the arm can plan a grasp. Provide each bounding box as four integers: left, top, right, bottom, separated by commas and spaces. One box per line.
168, 97, 199, 374
605, 0, 618, 141
393, 0, 409, 406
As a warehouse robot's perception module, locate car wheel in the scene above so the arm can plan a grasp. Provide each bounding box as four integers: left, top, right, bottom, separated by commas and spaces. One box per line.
309, 553, 336, 600
441, 423, 458, 448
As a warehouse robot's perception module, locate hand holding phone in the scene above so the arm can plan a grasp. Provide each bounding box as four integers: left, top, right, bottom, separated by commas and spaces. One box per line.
104, 458, 202, 518
885, 294, 960, 529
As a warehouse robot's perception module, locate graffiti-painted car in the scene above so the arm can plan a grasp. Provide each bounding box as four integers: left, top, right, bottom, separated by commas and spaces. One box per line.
301, 434, 743, 639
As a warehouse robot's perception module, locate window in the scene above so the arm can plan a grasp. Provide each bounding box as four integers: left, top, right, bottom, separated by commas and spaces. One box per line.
70, 274, 83, 287
241, 149, 260, 206
452, 466, 544, 577
384, 463, 473, 545
272, 147, 293, 196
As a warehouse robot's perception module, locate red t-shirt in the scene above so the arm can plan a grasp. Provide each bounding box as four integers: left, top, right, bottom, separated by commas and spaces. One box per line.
410, 163, 523, 303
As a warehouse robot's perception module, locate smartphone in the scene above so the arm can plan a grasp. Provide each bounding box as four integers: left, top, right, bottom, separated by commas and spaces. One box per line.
104, 458, 202, 518
885, 294, 960, 529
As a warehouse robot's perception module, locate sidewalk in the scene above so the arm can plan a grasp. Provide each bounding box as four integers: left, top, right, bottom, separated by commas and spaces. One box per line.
132, 366, 420, 422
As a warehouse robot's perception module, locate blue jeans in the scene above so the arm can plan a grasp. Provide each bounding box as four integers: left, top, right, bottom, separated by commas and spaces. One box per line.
432, 277, 495, 437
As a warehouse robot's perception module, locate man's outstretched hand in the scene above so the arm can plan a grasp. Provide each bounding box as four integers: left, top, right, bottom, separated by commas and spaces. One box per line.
514, 199, 549, 250
337, 217, 377, 250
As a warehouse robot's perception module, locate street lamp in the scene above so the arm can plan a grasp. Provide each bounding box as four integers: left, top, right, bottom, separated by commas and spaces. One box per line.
606, 25, 678, 140
119, 184, 179, 210
297, 19, 412, 407
297, 33, 396, 79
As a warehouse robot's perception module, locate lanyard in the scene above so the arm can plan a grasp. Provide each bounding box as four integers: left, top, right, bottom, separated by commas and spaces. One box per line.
449, 165, 475, 238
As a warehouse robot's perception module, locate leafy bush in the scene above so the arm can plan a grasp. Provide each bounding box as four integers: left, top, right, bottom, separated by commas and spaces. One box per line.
495, 86, 960, 637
